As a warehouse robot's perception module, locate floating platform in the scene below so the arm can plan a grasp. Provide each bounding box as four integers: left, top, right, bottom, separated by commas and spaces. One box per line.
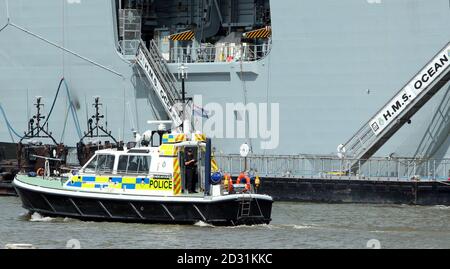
0, 181, 17, 196
259, 176, 450, 206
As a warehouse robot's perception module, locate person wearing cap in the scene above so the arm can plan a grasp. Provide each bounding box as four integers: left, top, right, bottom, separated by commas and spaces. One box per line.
184, 148, 198, 193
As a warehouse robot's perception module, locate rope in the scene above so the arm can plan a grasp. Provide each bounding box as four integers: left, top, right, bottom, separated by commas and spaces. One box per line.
0, 20, 8, 33
0, 0, 10, 33
62, 79, 82, 138
42, 79, 64, 127
41, 78, 82, 139
62, 0, 65, 78
59, 103, 71, 143
0, 103, 22, 140
9, 22, 123, 77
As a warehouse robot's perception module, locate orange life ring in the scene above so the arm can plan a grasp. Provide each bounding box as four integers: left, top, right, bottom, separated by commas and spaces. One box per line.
236, 173, 251, 192
36, 168, 45, 177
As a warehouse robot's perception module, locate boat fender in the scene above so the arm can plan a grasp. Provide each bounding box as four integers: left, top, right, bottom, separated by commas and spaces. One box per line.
225, 174, 234, 192
223, 173, 230, 189
255, 176, 261, 189
210, 172, 222, 185
36, 168, 45, 177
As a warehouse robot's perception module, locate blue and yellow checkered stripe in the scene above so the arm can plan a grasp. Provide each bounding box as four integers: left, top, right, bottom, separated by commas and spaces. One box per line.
159, 144, 179, 157
162, 134, 186, 144
68, 176, 172, 191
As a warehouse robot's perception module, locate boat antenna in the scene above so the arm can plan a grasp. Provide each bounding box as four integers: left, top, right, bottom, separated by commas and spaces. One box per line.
79, 97, 118, 144
177, 60, 194, 133
177, 60, 188, 132
20, 97, 58, 145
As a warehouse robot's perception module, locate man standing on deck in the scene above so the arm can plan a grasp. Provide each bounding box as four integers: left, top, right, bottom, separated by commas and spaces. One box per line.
185, 149, 198, 193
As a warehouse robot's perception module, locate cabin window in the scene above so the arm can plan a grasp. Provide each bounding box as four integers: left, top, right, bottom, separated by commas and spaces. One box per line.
83, 154, 115, 174
117, 155, 151, 175
83, 157, 97, 173
97, 155, 116, 174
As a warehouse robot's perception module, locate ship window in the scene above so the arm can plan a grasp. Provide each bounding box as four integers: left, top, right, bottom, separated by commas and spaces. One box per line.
83, 156, 97, 173
83, 154, 115, 174
97, 155, 116, 174
117, 155, 151, 175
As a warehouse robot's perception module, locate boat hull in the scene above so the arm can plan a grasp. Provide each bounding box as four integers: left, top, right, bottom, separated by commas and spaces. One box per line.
13, 180, 273, 226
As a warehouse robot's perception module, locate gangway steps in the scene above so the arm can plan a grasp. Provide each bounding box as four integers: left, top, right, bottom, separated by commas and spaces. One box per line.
342, 42, 450, 171
135, 39, 183, 127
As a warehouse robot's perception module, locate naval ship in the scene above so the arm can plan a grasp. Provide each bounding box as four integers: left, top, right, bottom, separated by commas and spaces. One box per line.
1, 0, 450, 204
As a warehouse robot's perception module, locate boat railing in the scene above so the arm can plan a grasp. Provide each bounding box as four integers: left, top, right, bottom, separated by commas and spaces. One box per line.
167, 42, 272, 64
214, 154, 450, 181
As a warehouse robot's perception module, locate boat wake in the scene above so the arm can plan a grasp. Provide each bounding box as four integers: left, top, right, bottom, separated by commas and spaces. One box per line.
29, 212, 56, 222
275, 224, 316, 230
194, 221, 215, 228
193, 222, 277, 229
292, 224, 315, 230
17, 212, 32, 221
26, 212, 76, 223
433, 205, 450, 210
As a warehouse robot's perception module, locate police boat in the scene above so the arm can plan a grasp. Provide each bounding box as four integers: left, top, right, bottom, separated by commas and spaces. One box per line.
13, 126, 273, 226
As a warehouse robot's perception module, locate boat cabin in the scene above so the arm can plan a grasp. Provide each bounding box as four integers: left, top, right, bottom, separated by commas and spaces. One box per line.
67, 132, 218, 197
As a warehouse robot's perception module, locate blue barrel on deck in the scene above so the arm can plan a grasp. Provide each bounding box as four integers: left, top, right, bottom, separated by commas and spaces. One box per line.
210, 172, 223, 185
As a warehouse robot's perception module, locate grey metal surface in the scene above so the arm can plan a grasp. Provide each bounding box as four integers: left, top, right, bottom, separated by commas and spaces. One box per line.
0, 0, 449, 160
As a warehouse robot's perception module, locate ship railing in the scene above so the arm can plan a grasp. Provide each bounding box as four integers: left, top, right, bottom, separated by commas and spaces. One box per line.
167, 42, 272, 64
214, 154, 450, 182
119, 40, 141, 57
413, 85, 450, 158
118, 9, 142, 57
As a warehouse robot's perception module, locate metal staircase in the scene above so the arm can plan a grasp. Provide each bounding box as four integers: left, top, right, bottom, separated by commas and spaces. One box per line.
342, 42, 450, 171
136, 40, 184, 128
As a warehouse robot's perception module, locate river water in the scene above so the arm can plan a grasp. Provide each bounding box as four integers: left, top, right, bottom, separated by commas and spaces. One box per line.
0, 196, 449, 249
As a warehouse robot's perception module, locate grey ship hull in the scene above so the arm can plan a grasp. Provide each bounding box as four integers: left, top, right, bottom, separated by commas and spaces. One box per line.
0, 0, 449, 159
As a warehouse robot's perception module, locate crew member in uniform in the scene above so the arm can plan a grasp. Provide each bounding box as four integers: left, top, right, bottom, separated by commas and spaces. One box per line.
185, 149, 198, 193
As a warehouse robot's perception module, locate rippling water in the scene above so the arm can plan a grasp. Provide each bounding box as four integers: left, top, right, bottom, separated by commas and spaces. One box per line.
0, 197, 449, 249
